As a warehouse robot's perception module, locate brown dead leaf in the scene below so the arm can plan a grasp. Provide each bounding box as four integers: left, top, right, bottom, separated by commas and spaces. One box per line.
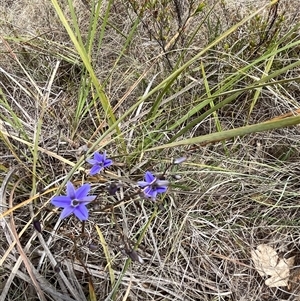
265, 257, 295, 287
251, 244, 295, 288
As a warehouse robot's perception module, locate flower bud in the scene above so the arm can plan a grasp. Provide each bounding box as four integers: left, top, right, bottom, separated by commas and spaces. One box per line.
173, 157, 187, 164
88, 244, 99, 251
107, 183, 118, 195
54, 263, 61, 273
172, 174, 181, 180
33, 219, 42, 233
127, 250, 144, 264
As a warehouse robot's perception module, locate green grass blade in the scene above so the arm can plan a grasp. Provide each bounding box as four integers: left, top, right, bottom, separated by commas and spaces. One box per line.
144, 0, 279, 110
67, 0, 84, 48
248, 44, 278, 119
95, 225, 115, 287
97, 0, 113, 53
50, 0, 125, 149
146, 115, 300, 151
201, 62, 222, 133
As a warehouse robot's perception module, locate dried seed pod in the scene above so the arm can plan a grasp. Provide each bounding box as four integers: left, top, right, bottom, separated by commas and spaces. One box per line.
88, 244, 99, 251
33, 219, 42, 233
107, 183, 118, 195
54, 263, 61, 273
127, 250, 144, 264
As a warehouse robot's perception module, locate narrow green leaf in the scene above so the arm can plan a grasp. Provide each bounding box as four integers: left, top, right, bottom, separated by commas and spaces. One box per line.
146, 115, 300, 151
95, 225, 115, 287
50, 0, 126, 151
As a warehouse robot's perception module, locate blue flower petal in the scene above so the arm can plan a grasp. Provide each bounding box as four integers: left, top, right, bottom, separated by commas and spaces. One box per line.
74, 204, 89, 221
75, 183, 91, 200
143, 187, 154, 198
51, 196, 72, 207
66, 181, 76, 199
51, 182, 95, 221
103, 159, 113, 168
156, 186, 167, 193
94, 152, 104, 162
137, 180, 148, 188
87, 159, 98, 165
149, 189, 158, 199
80, 195, 96, 204
145, 171, 155, 183
60, 206, 75, 219
90, 165, 102, 175
87, 151, 112, 174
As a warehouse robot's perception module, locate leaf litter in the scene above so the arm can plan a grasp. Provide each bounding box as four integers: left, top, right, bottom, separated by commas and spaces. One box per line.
251, 244, 295, 287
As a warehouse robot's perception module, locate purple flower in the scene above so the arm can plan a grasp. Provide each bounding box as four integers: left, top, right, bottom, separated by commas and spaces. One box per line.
51, 181, 96, 221
137, 171, 168, 200
87, 151, 113, 175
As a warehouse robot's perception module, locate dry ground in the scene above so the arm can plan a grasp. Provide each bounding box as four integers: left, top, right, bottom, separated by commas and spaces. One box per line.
1, 0, 300, 300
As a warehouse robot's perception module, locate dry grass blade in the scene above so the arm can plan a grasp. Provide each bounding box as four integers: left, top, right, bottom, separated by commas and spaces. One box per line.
64, 259, 221, 299
0, 172, 81, 301
0, 171, 41, 299
141, 204, 162, 266
0, 187, 56, 219
96, 224, 116, 287
122, 279, 132, 301
0, 128, 83, 169
2, 263, 76, 301
88, 278, 97, 301
37, 232, 88, 301
65, 260, 88, 301
0, 168, 17, 257
6, 177, 47, 301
